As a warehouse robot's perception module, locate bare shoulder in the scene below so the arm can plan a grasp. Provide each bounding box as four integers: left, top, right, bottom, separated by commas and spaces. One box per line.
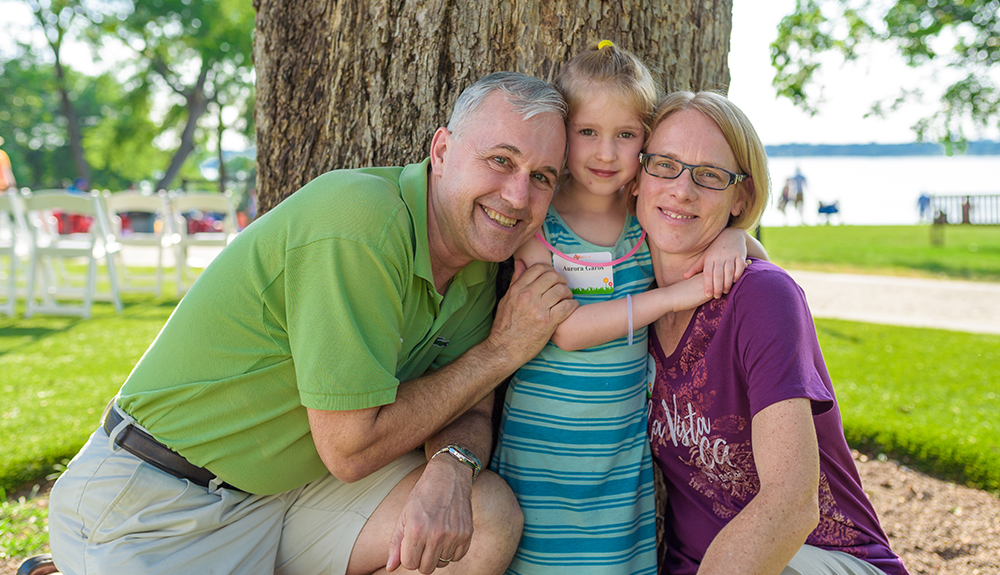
514, 234, 552, 268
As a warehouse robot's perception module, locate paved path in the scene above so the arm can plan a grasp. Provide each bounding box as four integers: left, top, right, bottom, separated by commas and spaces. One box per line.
120, 245, 1000, 335
787, 270, 1000, 335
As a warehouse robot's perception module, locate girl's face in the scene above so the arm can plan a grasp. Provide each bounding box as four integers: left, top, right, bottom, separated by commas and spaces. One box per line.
565, 88, 645, 198
635, 108, 746, 259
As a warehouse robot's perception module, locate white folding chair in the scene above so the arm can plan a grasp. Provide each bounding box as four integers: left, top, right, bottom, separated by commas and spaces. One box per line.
22, 190, 123, 318
103, 190, 171, 297
168, 191, 238, 294
0, 192, 30, 316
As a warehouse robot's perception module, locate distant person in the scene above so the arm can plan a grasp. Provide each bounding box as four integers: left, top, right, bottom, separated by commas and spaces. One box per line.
962, 197, 972, 224
66, 177, 89, 194
917, 194, 931, 222
778, 177, 792, 215
791, 167, 807, 220
64, 177, 93, 233
0, 137, 16, 192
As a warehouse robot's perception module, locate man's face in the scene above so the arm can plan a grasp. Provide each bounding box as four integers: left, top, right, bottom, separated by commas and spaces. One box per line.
428, 92, 566, 269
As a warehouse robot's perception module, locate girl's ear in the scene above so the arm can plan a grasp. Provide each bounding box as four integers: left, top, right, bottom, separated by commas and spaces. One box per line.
624, 180, 639, 215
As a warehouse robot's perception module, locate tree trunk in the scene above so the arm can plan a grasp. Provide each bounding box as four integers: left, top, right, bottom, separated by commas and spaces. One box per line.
156, 65, 213, 192
50, 39, 91, 187
252, 0, 734, 214
253, 3, 733, 557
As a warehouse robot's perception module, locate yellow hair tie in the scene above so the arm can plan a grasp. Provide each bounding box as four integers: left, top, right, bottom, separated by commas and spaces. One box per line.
598, 40, 614, 50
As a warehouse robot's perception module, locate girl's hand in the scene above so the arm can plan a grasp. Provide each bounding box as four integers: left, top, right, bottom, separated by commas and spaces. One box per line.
684, 228, 750, 298
668, 273, 714, 311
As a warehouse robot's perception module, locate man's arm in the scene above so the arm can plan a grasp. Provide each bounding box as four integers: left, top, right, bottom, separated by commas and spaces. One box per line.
382, 393, 495, 572
307, 262, 577, 482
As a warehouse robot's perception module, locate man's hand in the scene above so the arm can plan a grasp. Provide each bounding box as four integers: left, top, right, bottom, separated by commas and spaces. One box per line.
487, 261, 578, 366
386, 456, 475, 573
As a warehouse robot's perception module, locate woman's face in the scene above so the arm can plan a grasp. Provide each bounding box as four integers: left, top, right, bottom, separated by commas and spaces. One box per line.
635, 108, 746, 260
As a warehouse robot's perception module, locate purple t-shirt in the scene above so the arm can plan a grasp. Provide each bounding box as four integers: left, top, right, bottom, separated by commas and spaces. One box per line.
647, 260, 908, 575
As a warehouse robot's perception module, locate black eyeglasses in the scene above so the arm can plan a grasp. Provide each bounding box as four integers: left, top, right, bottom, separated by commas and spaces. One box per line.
639, 153, 747, 191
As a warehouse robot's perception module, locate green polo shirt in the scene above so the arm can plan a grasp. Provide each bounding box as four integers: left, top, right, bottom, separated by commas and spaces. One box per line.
119, 160, 497, 494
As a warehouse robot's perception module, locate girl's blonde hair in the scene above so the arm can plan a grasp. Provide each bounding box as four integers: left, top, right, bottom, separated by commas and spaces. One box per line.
647, 91, 770, 231
555, 41, 662, 132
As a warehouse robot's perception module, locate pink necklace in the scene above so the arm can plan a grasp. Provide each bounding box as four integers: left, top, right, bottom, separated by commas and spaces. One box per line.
533, 230, 647, 268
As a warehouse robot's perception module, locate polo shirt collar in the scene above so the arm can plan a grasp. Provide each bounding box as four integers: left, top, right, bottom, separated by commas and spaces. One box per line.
398, 159, 492, 301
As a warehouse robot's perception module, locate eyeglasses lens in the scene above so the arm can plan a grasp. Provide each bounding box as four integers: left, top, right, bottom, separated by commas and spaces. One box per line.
643, 156, 732, 191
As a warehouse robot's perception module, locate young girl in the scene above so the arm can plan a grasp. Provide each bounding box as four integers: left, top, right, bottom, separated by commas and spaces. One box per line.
490, 42, 766, 575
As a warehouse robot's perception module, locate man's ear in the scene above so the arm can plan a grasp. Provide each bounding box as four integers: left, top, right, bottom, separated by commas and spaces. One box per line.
429, 127, 451, 176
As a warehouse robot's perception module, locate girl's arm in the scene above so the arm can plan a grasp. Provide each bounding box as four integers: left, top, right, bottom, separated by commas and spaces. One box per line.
517, 233, 709, 352
550, 275, 709, 351
685, 228, 769, 299
696, 397, 821, 575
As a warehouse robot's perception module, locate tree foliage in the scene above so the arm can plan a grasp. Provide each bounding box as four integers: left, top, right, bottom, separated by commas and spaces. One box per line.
0, 53, 164, 190
99, 0, 256, 191
771, 0, 1000, 149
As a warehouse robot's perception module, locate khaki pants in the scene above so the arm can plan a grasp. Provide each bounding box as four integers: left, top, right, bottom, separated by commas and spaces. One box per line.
48, 425, 424, 575
783, 544, 890, 575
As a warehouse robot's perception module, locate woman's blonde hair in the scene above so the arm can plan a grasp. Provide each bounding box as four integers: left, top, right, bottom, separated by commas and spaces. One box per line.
555, 41, 662, 133
647, 91, 770, 231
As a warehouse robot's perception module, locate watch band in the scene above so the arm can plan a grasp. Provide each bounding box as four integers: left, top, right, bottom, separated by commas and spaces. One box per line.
431, 444, 482, 483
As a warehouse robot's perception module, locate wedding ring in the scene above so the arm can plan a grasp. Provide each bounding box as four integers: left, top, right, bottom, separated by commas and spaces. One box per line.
439, 557, 452, 563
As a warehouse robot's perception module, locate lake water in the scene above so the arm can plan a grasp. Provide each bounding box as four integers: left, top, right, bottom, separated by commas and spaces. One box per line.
760, 155, 1000, 227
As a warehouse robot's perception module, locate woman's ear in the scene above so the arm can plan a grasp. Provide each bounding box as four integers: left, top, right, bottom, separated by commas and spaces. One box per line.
731, 180, 753, 218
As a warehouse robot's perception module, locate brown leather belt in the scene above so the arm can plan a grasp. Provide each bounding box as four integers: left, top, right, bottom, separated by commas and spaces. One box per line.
104, 404, 240, 491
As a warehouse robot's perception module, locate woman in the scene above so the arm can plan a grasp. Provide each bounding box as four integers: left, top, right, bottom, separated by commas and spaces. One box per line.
634, 91, 909, 575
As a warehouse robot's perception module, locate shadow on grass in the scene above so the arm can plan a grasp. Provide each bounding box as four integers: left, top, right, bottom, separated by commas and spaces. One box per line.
815, 324, 863, 344
0, 320, 84, 358
848, 433, 1000, 496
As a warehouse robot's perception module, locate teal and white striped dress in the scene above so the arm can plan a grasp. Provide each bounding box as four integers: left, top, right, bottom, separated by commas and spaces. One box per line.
491, 206, 657, 575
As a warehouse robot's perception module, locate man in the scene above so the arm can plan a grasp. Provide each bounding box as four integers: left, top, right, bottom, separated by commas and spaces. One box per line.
48, 72, 577, 575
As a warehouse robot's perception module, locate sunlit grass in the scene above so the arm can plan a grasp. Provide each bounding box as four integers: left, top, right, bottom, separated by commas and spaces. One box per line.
762, 224, 1000, 282
817, 318, 1000, 492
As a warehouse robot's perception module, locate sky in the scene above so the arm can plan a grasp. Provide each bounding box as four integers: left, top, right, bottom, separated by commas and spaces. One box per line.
3, 0, 998, 147
728, 0, 968, 146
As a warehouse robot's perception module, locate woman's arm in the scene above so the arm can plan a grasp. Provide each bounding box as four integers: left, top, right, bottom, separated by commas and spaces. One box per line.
696, 397, 821, 575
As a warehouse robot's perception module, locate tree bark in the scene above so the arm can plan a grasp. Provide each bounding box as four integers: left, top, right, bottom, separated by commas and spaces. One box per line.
253, 0, 734, 561
253, 0, 734, 214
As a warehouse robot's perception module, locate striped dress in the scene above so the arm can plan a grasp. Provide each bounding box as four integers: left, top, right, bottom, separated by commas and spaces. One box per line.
491, 206, 657, 575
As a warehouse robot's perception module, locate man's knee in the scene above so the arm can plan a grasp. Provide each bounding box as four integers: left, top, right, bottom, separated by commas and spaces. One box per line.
470, 469, 523, 542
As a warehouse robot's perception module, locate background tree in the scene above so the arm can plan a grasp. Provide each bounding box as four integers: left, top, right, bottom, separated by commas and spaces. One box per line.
771, 0, 999, 151
252, 0, 736, 213
102, 0, 256, 191
0, 53, 162, 190
26, 0, 93, 185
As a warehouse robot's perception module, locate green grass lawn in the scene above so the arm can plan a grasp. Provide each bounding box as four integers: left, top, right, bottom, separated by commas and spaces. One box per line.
817, 319, 1000, 492
761, 224, 1000, 282
1, 229, 998, 560
0, 293, 180, 496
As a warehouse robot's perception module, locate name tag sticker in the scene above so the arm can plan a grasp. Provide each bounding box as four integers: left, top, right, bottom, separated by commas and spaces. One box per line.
646, 353, 657, 399
552, 251, 614, 295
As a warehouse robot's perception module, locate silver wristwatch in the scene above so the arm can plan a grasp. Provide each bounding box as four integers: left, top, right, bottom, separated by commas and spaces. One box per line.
432, 444, 482, 483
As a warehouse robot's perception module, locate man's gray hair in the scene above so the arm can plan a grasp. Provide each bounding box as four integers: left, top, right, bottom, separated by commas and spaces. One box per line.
447, 72, 567, 138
